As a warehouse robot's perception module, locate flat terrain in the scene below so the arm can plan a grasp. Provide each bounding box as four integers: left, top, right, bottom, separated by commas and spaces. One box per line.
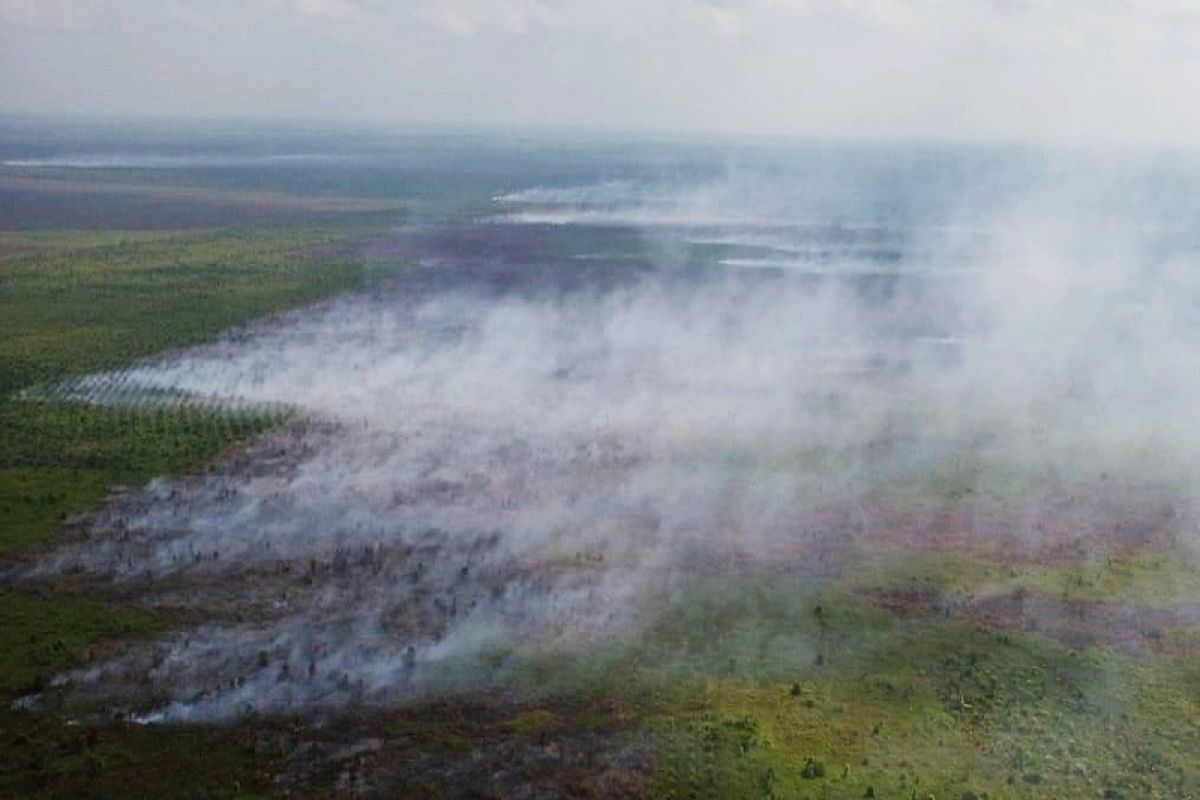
0, 168, 395, 796
3, 142, 1200, 800
0, 173, 402, 231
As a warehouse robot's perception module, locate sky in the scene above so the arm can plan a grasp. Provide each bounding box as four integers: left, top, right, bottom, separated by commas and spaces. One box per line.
3, 0, 1200, 147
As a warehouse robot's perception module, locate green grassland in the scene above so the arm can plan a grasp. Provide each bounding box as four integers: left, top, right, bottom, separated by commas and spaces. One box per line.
0, 403, 285, 554
0, 227, 381, 551
359, 527, 1200, 798
635, 583, 1200, 800
4, 219, 1200, 797
0, 224, 384, 798
469, 568, 1199, 800
0, 228, 379, 395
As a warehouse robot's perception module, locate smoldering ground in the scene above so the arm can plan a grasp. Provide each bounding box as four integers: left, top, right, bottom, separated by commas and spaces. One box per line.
21, 153, 1200, 723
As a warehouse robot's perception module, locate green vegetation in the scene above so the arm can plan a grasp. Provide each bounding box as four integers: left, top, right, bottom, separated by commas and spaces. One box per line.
0, 224, 386, 798
0, 228, 374, 395
0, 227, 377, 555
851, 545, 1200, 609
0, 403, 283, 555
4, 209, 1200, 797
373, 562, 1200, 798
0, 590, 159, 696
603, 579, 1199, 799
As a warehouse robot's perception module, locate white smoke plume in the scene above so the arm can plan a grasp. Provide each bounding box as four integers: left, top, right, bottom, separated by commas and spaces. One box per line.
29, 151, 1200, 721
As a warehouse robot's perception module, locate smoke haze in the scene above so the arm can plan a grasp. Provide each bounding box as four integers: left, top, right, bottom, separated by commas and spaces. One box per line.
25, 149, 1200, 721
5, 2, 1200, 147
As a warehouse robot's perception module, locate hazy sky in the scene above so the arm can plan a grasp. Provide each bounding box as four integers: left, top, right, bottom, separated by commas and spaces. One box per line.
3, 0, 1200, 146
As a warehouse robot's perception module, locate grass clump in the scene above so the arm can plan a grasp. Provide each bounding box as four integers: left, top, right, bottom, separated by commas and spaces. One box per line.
800, 757, 827, 779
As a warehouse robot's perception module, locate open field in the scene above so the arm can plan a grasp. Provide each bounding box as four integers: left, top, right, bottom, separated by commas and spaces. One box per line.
0, 227, 385, 395
0, 223, 386, 555
0, 175, 403, 231
3, 133, 1200, 799
0, 207, 395, 797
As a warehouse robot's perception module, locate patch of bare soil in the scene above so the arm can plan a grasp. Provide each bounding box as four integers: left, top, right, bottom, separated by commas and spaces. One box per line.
836, 479, 1181, 567
272, 697, 651, 799
875, 585, 1200, 655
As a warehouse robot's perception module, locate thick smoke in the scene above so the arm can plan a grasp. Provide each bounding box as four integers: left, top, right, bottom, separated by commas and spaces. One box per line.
29, 152, 1200, 721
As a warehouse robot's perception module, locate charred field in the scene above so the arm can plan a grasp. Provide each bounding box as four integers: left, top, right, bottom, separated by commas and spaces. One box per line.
3, 129, 1200, 799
